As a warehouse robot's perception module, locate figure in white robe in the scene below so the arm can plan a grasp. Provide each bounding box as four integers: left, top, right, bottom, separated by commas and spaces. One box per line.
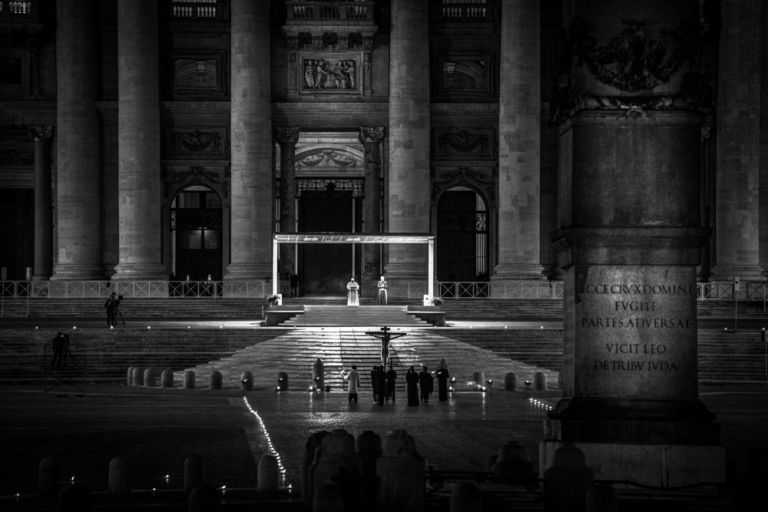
376, 275, 388, 305
346, 277, 360, 306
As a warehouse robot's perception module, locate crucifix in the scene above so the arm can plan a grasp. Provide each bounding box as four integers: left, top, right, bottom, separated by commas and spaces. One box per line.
365, 326, 406, 367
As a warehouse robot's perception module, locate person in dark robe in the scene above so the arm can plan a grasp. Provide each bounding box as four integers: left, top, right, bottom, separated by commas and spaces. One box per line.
405, 366, 419, 406
436, 359, 450, 402
418, 366, 433, 403
370, 366, 378, 403
385, 364, 397, 404
373, 366, 386, 406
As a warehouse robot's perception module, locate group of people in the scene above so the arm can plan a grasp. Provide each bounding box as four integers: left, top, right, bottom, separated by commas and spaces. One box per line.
346, 360, 452, 407
346, 275, 388, 306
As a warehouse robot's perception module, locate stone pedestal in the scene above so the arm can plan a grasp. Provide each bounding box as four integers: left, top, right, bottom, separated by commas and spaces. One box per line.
52, 0, 103, 280
30, 126, 53, 280
226, 0, 273, 280
492, 0, 544, 292
549, 110, 721, 483
112, 0, 165, 280
385, 0, 430, 290
360, 127, 384, 290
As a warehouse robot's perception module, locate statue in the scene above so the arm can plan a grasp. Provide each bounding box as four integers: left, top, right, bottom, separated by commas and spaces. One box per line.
365, 326, 406, 368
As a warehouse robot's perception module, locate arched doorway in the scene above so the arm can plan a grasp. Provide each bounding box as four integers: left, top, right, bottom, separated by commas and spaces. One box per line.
436, 187, 489, 283
170, 185, 223, 281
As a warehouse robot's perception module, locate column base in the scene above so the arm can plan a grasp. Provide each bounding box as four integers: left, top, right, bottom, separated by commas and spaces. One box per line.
51, 264, 106, 280
710, 264, 765, 282
224, 263, 273, 281
111, 263, 167, 280
539, 441, 725, 487
548, 397, 719, 445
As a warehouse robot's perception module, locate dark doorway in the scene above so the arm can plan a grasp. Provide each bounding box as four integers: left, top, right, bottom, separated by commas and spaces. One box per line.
170, 186, 223, 281
437, 189, 488, 282
0, 188, 33, 280
299, 189, 361, 295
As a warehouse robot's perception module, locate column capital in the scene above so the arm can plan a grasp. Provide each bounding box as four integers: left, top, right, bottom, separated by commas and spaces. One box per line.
274, 126, 300, 144
359, 126, 384, 144
28, 125, 53, 141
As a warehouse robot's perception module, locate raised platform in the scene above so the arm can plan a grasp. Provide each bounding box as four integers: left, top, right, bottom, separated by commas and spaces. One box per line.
264, 304, 445, 326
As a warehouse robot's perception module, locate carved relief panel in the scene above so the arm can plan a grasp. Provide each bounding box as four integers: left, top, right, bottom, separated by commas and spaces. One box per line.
170, 50, 227, 99
433, 53, 494, 99
163, 127, 229, 159
432, 127, 495, 160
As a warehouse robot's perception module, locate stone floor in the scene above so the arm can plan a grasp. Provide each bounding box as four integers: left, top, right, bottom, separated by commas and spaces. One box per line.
1, 383, 767, 510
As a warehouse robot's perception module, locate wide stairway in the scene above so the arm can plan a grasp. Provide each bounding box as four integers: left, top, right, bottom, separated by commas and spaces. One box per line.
175, 327, 560, 391
279, 305, 430, 327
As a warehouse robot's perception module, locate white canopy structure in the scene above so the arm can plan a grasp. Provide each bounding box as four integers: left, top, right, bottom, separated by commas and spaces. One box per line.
272, 232, 435, 299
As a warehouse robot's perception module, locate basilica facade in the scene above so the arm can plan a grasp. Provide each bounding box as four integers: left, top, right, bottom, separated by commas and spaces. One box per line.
0, 0, 764, 298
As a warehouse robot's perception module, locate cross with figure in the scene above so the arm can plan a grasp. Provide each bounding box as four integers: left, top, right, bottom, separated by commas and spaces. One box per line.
365, 326, 406, 367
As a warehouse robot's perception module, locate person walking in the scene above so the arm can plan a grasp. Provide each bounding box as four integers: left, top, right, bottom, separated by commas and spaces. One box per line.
419, 366, 433, 403
436, 359, 450, 402
385, 364, 397, 404
104, 292, 120, 327
347, 365, 360, 404
406, 366, 419, 406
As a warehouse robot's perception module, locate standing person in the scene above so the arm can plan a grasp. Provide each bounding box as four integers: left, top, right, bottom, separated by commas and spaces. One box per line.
405, 366, 419, 406
289, 273, 299, 297
50, 331, 69, 370
104, 292, 120, 327
385, 364, 397, 404
373, 366, 386, 406
419, 366, 433, 403
370, 366, 379, 403
376, 275, 388, 305
436, 359, 450, 402
347, 365, 360, 404
346, 277, 360, 306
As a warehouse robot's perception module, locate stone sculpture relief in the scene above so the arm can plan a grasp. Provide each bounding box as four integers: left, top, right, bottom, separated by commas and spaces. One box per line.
303, 58, 357, 90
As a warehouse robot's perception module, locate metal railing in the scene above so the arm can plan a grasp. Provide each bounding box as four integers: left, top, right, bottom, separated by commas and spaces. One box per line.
0, 280, 269, 299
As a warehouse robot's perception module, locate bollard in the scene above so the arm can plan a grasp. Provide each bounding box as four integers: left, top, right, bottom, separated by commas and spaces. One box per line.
183, 370, 196, 390
57, 483, 93, 512
534, 371, 547, 391
504, 372, 518, 391
277, 371, 289, 391
378, 429, 425, 512
131, 367, 144, 387
472, 371, 485, 390
356, 430, 382, 509
188, 484, 220, 512
108, 457, 130, 496
126, 367, 134, 386
161, 368, 174, 388
488, 441, 535, 485
143, 368, 156, 387
313, 483, 343, 512
240, 371, 253, 391
312, 359, 324, 390
302, 431, 329, 505
209, 370, 222, 390
313, 429, 360, 510
451, 482, 482, 512
184, 455, 204, 494
257, 454, 280, 492
38, 457, 58, 499
543, 443, 593, 512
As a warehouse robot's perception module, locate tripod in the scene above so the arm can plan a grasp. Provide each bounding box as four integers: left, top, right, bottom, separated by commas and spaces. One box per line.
44, 343, 86, 394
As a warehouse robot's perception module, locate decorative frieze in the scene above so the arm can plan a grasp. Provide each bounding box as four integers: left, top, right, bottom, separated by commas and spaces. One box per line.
434, 53, 493, 99
170, 51, 227, 99
164, 127, 228, 159
432, 127, 494, 160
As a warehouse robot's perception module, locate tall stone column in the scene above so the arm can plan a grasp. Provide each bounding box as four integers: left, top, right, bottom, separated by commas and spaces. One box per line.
52, 0, 102, 280
492, 0, 544, 295
112, 0, 165, 280
226, 0, 273, 281
361, 126, 384, 291
386, 0, 430, 298
29, 125, 53, 280
544, 1, 723, 487
276, 126, 299, 276
712, 0, 763, 282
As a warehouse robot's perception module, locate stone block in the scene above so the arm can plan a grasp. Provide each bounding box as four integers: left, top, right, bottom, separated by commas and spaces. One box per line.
108, 457, 130, 495
257, 454, 279, 492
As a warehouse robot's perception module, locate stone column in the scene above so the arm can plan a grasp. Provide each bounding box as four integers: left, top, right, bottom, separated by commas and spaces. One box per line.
492, 0, 544, 294
29, 125, 53, 280
712, 0, 763, 282
276, 126, 299, 276
112, 0, 165, 280
225, 0, 273, 281
52, 0, 102, 279
544, 1, 723, 487
386, 0, 430, 298
360, 126, 384, 290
